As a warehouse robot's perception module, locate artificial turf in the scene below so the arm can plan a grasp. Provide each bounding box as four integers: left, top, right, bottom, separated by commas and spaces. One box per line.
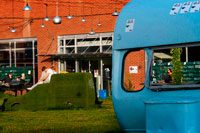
0, 97, 121, 132
4, 73, 96, 111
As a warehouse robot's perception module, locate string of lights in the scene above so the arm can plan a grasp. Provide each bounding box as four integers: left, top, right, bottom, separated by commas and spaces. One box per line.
3, 0, 127, 9
0, 0, 129, 34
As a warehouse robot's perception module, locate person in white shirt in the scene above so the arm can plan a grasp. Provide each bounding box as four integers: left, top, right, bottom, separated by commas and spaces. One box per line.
40, 67, 54, 83
27, 66, 53, 91
51, 66, 57, 74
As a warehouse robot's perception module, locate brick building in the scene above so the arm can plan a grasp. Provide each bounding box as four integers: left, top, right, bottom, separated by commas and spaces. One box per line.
0, 0, 130, 90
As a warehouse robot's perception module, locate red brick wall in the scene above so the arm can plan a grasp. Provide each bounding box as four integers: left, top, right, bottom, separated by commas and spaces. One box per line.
0, 0, 131, 78
123, 50, 145, 91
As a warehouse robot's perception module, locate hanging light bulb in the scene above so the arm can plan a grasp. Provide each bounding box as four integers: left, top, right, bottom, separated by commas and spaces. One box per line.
44, 4, 50, 21
89, 8, 95, 35
81, 18, 86, 22
81, 4, 86, 22
112, 10, 119, 16
10, 27, 16, 33
112, 2, 119, 16
67, 15, 73, 19
67, 5, 73, 19
41, 24, 45, 28
44, 17, 50, 21
11, 0, 16, 33
89, 29, 95, 35
97, 23, 102, 26
53, 16, 61, 24
97, 15, 102, 26
23, 1, 31, 11
53, 2, 61, 24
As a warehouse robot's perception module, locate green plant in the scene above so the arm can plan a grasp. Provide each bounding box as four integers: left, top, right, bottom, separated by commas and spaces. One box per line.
4, 73, 96, 111
124, 74, 135, 90
170, 48, 183, 85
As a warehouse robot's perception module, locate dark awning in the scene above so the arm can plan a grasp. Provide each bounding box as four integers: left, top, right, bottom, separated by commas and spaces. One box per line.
37, 52, 112, 59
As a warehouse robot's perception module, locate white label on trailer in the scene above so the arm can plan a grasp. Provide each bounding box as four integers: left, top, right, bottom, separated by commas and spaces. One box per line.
129, 66, 138, 74
180, 2, 192, 13
190, 1, 200, 13
125, 19, 135, 32
169, 3, 182, 15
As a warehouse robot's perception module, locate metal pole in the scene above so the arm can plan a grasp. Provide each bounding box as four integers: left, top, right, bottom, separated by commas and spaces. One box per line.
58, 59, 60, 73
100, 59, 103, 90
63, 38, 66, 54
75, 60, 79, 72
14, 42, 16, 67
64, 60, 67, 71
100, 35, 102, 53
32, 40, 35, 84
75, 37, 78, 73
89, 60, 91, 73
9, 42, 12, 67
75, 38, 77, 54
186, 47, 188, 62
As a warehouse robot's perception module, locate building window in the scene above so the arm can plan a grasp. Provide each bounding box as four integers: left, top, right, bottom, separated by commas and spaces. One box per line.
123, 49, 146, 91
150, 44, 200, 91
0, 38, 37, 83
58, 33, 113, 72
58, 32, 113, 55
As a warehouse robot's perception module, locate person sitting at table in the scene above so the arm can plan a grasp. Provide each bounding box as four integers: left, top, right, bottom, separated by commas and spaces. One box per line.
164, 68, 173, 83
27, 66, 54, 91
4, 73, 13, 87
15, 74, 26, 94
20, 73, 26, 84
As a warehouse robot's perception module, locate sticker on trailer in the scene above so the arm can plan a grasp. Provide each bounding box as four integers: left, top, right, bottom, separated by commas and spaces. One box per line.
125, 19, 135, 32
129, 66, 138, 74
180, 2, 192, 13
169, 3, 182, 15
190, 1, 200, 13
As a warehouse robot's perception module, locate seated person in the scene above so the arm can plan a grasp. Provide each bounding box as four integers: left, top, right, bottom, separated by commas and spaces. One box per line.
164, 68, 173, 83
4, 73, 13, 87
39, 67, 54, 83
51, 66, 57, 74
20, 73, 26, 84
27, 66, 54, 90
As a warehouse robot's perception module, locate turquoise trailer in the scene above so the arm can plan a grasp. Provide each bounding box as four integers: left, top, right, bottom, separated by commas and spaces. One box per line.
112, 0, 200, 132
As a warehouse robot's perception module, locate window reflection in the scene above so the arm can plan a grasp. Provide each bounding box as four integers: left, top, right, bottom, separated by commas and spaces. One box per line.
0, 40, 37, 67
150, 46, 200, 86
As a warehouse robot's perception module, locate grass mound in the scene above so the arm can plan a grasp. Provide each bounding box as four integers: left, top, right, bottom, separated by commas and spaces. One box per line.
3, 73, 96, 111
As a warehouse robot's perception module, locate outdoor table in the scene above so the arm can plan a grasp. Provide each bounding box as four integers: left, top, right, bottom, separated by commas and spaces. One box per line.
0, 82, 9, 92
10, 80, 23, 96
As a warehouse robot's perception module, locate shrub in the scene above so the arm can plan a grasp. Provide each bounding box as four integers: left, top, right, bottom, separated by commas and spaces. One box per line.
4, 73, 95, 111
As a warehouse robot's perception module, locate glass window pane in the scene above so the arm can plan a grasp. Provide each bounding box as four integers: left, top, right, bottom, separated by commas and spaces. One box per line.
0, 43, 9, 49
66, 47, 75, 54
102, 46, 112, 52
123, 49, 146, 91
60, 48, 64, 54
77, 46, 100, 53
150, 45, 200, 87
66, 39, 75, 46
77, 38, 100, 46
16, 49, 33, 67
102, 37, 112, 45
0, 50, 10, 67
59, 40, 64, 46
79, 60, 89, 72
66, 60, 75, 72
16, 42, 32, 48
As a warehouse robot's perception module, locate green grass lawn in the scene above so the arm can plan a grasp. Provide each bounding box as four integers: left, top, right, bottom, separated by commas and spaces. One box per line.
0, 94, 121, 132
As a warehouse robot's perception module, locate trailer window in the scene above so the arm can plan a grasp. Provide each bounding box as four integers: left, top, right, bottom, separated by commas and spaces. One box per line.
150, 45, 200, 90
123, 49, 146, 91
